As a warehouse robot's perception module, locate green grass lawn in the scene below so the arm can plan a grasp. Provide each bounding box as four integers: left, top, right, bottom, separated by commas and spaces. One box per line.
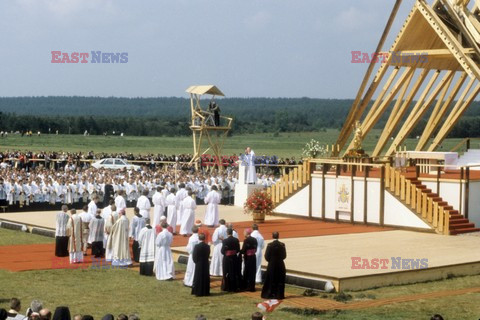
1, 228, 480, 319
0, 130, 468, 159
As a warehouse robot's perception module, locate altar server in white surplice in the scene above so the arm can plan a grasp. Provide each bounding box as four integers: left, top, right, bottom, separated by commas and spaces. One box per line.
154, 222, 175, 280
88, 209, 105, 258
152, 186, 166, 227
251, 224, 265, 283
183, 226, 200, 287
138, 217, 156, 276
136, 190, 152, 219
204, 185, 221, 227
210, 219, 227, 276
179, 190, 196, 236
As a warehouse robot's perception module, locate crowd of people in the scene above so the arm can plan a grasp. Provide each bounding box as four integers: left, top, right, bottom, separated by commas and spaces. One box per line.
48, 181, 288, 319
55, 185, 287, 296
0, 155, 287, 211
0, 297, 269, 319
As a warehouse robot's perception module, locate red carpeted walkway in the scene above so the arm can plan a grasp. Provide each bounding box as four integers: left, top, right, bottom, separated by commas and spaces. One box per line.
0, 218, 392, 272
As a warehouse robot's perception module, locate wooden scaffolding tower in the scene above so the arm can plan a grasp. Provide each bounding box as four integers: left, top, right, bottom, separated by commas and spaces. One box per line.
186, 85, 233, 170
334, 0, 480, 157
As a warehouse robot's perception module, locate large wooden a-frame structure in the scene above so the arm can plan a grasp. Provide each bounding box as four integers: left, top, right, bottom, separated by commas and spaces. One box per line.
186, 85, 233, 169
334, 0, 480, 157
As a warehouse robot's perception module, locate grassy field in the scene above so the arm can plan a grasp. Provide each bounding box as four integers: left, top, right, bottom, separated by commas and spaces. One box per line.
0, 131, 470, 159
1, 228, 480, 319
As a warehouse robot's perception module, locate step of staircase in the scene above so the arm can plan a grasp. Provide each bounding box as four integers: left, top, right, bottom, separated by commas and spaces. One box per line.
450, 227, 480, 235
403, 173, 480, 235
449, 222, 475, 230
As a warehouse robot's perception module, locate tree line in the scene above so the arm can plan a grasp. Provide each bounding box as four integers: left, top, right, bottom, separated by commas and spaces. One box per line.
0, 96, 478, 137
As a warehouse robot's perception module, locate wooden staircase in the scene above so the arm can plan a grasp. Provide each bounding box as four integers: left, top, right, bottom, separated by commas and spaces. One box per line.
267, 161, 311, 206
386, 165, 480, 235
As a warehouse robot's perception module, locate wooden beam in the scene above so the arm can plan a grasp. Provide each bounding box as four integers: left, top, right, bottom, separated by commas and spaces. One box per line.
372, 69, 429, 156
385, 70, 454, 156
416, 72, 467, 151
417, 0, 480, 79
345, 67, 415, 153
380, 48, 476, 57
428, 79, 480, 151
333, 0, 405, 156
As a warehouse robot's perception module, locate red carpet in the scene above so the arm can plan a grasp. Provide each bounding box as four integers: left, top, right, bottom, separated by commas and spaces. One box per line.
0, 218, 392, 272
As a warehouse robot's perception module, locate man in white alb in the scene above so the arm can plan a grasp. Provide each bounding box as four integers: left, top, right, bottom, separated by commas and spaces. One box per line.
183, 226, 200, 287
204, 185, 221, 227
136, 190, 151, 219
251, 223, 265, 283
180, 190, 196, 236
210, 219, 227, 276
152, 186, 165, 227
154, 221, 175, 280
245, 147, 257, 184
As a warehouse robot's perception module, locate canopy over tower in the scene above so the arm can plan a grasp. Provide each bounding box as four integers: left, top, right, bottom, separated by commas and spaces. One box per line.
186, 85, 233, 169
334, 0, 480, 158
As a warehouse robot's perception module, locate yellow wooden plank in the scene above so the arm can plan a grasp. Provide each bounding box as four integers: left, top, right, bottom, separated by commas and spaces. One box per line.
422, 193, 427, 218
385, 164, 391, 188
406, 180, 411, 205
288, 171, 293, 194
416, 189, 422, 214
400, 175, 405, 200
293, 168, 298, 191
395, 171, 401, 196
433, 202, 439, 228
427, 197, 433, 223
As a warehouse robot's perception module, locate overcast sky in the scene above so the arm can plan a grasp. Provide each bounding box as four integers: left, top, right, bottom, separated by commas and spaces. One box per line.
0, 0, 415, 98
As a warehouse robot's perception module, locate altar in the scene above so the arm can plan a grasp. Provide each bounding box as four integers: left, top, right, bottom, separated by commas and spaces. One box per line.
234, 160, 264, 207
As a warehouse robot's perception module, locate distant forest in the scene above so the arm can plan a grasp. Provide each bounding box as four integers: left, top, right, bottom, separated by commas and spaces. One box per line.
0, 96, 478, 137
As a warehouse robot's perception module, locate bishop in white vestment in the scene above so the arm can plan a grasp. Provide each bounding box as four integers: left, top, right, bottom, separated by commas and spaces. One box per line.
183, 227, 200, 287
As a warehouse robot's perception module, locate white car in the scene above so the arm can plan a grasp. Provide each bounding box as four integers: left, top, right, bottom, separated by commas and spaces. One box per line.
91, 158, 141, 170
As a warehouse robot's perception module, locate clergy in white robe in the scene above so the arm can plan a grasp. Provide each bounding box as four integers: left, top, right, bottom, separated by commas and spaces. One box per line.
175, 184, 188, 225
179, 191, 197, 236
55, 205, 70, 257
88, 210, 105, 258
204, 186, 221, 227
115, 191, 127, 212
136, 190, 151, 219
251, 225, 265, 283
166, 189, 177, 233
245, 147, 257, 184
152, 187, 166, 227
154, 222, 175, 280
101, 201, 113, 248
183, 227, 200, 287
66, 209, 84, 264
130, 208, 146, 263
104, 205, 119, 261
107, 210, 132, 267
210, 220, 227, 276
79, 206, 94, 254
138, 218, 156, 276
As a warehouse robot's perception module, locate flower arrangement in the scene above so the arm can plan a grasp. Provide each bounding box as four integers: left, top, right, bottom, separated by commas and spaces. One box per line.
244, 189, 274, 215
302, 139, 326, 158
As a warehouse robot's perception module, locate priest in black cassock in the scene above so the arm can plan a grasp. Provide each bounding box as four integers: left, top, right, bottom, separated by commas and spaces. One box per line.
221, 228, 241, 292
261, 232, 287, 299
241, 228, 258, 292
191, 233, 211, 297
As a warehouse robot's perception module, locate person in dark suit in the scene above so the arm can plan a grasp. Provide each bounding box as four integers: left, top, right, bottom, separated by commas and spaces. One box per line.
241, 228, 258, 292
221, 228, 241, 292
191, 233, 211, 297
261, 232, 287, 299
104, 179, 114, 208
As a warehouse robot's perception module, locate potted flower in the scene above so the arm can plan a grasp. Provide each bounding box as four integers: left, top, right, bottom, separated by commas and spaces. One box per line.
302, 139, 326, 159
244, 189, 274, 223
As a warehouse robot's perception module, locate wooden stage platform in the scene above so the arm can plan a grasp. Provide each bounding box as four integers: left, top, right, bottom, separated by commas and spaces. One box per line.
2, 206, 480, 291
